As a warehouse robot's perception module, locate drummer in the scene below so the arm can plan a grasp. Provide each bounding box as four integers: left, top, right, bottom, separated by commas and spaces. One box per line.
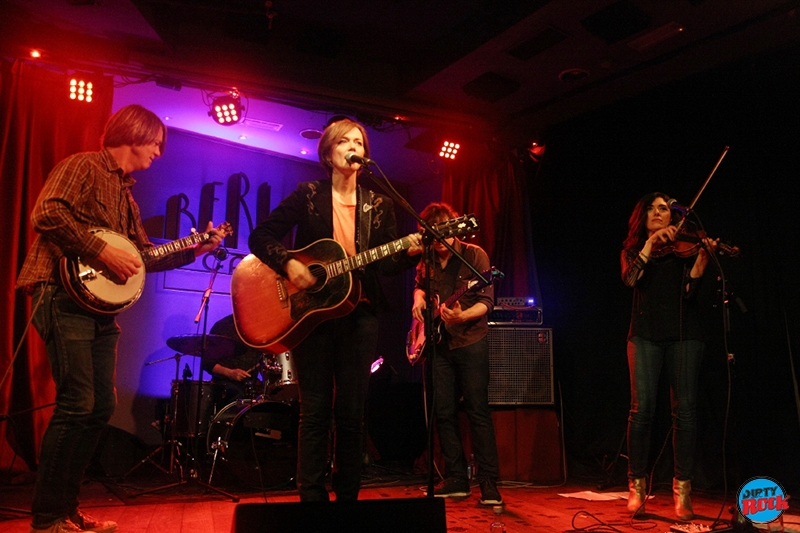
204, 314, 265, 404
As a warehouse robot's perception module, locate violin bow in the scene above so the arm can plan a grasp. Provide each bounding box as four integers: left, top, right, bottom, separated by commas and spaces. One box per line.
675, 145, 730, 232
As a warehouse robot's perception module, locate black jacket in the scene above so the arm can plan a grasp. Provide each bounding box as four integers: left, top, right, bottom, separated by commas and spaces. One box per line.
248, 179, 417, 309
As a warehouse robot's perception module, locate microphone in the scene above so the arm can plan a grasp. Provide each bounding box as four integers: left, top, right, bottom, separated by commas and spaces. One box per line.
213, 247, 228, 261
668, 198, 689, 215
344, 152, 375, 166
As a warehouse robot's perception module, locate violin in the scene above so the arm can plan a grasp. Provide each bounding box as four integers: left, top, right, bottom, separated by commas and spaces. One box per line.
650, 227, 740, 259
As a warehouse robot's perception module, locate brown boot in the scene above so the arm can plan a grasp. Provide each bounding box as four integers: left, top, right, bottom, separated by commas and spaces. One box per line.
673, 478, 694, 520
627, 477, 647, 516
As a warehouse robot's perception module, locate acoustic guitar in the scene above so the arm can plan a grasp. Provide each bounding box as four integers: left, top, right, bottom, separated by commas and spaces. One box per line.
231, 215, 479, 353
405, 267, 503, 365
59, 222, 233, 314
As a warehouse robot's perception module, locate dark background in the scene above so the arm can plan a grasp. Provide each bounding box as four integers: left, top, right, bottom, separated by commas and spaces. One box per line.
527, 45, 800, 491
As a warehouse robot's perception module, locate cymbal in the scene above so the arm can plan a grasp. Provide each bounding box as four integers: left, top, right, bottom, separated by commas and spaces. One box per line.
166, 334, 237, 361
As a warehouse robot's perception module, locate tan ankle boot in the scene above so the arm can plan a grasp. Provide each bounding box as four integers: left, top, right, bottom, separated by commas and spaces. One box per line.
627, 477, 646, 516
673, 478, 694, 520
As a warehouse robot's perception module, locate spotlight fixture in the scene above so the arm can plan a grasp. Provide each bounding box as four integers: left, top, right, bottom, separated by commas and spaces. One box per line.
68, 78, 93, 102
209, 92, 243, 126
439, 140, 459, 160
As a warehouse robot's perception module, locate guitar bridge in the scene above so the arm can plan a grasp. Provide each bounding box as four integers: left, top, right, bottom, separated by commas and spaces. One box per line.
276, 277, 289, 308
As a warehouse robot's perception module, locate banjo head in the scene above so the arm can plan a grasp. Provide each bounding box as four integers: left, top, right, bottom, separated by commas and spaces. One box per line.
77, 229, 144, 307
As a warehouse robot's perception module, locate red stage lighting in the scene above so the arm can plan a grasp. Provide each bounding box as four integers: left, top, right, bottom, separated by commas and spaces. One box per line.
68, 78, 93, 102
439, 141, 460, 160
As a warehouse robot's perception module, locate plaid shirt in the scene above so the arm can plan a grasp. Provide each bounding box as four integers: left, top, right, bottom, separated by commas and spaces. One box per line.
16, 149, 195, 293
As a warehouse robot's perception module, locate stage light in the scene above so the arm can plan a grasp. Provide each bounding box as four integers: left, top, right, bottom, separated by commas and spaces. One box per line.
209, 92, 243, 126
68, 78, 93, 102
30, 49, 41, 58
439, 140, 460, 160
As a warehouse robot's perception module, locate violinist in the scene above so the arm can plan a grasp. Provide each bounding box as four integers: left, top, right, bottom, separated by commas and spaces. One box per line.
621, 192, 718, 520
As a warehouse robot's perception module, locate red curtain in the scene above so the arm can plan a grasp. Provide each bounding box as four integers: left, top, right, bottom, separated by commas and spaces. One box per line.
441, 143, 539, 304
0, 59, 113, 471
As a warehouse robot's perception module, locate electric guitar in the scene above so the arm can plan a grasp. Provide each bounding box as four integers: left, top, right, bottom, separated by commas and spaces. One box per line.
59, 223, 233, 314
405, 267, 503, 365
231, 215, 480, 353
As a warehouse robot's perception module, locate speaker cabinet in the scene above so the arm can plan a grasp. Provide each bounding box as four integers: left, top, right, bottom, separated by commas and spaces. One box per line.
487, 327, 554, 405
232, 498, 446, 533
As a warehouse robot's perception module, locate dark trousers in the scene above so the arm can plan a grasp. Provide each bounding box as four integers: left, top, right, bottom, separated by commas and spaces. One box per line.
626, 336, 704, 480
432, 337, 500, 484
30, 285, 119, 528
291, 303, 378, 501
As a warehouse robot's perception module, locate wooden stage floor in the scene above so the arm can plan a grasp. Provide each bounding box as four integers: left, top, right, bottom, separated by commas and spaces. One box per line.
3, 471, 799, 533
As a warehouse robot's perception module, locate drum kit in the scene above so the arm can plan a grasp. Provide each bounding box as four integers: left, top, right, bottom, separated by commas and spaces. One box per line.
135, 332, 300, 493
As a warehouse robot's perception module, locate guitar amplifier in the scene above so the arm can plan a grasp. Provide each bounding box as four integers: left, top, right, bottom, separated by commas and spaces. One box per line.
488, 305, 543, 326
488, 327, 553, 405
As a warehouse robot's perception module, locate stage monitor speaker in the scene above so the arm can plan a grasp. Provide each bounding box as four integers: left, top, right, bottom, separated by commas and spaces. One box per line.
488, 327, 554, 405
232, 498, 446, 533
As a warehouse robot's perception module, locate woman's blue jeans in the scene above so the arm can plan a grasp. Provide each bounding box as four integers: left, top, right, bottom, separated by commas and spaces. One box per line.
626, 336, 704, 481
30, 285, 119, 528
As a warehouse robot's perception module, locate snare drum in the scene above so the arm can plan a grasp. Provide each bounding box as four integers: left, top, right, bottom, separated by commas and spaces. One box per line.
206, 399, 298, 488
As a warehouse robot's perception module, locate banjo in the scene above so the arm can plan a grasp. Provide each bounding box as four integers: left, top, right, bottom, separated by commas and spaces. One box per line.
59, 223, 232, 314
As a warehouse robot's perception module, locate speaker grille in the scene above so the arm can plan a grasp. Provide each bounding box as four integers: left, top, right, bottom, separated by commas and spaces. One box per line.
488, 327, 554, 405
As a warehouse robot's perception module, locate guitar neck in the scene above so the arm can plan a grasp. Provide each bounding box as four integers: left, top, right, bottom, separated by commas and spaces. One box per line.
438, 268, 498, 311
443, 280, 475, 308
144, 232, 211, 261
325, 234, 417, 278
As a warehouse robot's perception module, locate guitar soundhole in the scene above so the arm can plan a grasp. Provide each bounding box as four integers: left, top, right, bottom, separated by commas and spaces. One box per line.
305, 264, 328, 293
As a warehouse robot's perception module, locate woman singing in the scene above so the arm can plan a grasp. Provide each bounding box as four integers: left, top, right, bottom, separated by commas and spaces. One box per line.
248, 118, 422, 501
621, 192, 717, 520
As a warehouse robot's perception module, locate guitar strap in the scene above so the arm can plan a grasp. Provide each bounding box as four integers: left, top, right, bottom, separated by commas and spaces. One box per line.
355, 186, 373, 275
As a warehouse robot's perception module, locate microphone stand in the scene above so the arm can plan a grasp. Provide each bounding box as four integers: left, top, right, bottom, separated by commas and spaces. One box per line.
359, 162, 488, 497
130, 249, 239, 502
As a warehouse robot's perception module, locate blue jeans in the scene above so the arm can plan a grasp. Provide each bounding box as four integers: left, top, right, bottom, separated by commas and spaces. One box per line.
291, 303, 378, 502
626, 336, 704, 481
432, 337, 500, 483
30, 285, 119, 528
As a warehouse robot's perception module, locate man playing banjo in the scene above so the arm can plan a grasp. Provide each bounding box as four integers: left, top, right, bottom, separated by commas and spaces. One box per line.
16, 104, 224, 533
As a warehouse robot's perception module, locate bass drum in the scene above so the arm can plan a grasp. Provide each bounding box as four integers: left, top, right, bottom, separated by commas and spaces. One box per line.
207, 400, 298, 489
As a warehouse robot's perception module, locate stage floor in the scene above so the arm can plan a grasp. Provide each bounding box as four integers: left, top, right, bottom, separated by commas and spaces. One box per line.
2, 466, 798, 533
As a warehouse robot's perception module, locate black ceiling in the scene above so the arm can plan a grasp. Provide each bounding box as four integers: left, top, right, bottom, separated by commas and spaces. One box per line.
3, 0, 800, 146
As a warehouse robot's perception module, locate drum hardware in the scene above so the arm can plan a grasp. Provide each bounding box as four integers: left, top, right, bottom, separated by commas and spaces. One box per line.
166, 334, 237, 362
129, 250, 240, 502
125, 351, 192, 479
205, 399, 298, 489
264, 351, 299, 403
208, 435, 228, 484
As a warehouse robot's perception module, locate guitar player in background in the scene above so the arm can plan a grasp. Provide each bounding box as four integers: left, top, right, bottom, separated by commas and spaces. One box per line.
16, 104, 223, 533
247, 118, 423, 502
410, 202, 503, 506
